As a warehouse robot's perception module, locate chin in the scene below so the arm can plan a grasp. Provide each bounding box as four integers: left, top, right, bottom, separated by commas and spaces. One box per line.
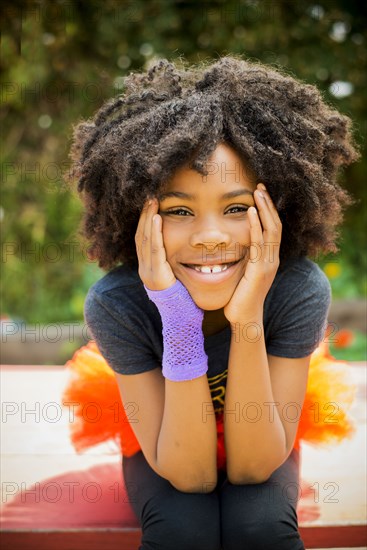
186, 288, 233, 312
195, 300, 224, 311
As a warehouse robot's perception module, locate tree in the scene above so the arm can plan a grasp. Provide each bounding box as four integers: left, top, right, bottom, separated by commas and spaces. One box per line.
1, 0, 365, 322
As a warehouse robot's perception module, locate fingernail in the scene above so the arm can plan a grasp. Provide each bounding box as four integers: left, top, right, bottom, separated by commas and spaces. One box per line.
258, 183, 266, 191
256, 189, 265, 199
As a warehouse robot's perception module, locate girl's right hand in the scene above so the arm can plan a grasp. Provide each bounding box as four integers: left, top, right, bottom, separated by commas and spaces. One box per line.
135, 197, 177, 291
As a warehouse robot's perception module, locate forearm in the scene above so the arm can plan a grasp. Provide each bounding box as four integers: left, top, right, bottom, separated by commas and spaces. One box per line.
157, 376, 218, 492
143, 279, 217, 491
224, 321, 287, 483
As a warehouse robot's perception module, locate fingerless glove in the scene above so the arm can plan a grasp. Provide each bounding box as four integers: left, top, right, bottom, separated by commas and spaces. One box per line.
144, 280, 208, 382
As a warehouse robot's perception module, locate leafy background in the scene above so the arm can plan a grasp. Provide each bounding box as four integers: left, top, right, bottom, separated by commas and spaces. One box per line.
1, 1, 366, 357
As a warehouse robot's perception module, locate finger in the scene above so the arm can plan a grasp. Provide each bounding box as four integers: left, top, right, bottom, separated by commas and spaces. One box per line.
148, 205, 177, 290
254, 188, 281, 244
151, 212, 177, 290
141, 199, 158, 272
248, 206, 264, 263
257, 184, 282, 230
135, 198, 154, 267
135, 198, 151, 244
253, 188, 282, 267
254, 187, 276, 226
151, 213, 168, 271
135, 200, 148, 261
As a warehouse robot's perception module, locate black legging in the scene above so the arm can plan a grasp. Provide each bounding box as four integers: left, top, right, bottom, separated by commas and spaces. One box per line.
122, 448, 305, 550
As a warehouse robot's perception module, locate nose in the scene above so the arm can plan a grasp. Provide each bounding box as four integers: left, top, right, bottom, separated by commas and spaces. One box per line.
189, 220, 232, 260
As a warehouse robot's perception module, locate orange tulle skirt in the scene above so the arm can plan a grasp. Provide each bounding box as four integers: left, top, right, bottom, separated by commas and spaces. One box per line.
62, 341, 356, 471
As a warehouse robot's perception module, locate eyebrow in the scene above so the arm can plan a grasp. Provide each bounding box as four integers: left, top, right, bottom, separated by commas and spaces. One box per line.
158, 189, 254, 201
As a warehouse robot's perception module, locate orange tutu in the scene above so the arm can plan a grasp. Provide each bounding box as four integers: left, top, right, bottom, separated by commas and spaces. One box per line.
62, 340, 356, 470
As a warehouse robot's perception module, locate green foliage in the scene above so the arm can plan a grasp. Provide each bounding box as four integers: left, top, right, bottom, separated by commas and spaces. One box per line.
1, 0, 366, 322
318, 254, 366, 298
330, 330, 367, 361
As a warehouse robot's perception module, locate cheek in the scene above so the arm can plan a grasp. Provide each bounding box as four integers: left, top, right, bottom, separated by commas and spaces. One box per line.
228, 220, 252, 249
161, 222, 183, 257
238, 218, 251, 236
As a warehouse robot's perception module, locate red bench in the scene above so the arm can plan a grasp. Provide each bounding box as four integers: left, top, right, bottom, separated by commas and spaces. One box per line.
1, 363, 366, 549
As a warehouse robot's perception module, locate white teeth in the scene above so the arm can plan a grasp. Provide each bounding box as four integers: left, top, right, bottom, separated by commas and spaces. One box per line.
194, 264, 229, 273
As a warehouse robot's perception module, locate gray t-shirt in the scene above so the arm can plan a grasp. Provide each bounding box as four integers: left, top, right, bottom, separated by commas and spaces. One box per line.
85, 256, 331, 414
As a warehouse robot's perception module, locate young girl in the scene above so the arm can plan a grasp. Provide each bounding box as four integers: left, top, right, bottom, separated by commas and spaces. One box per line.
68, 56, 359, 550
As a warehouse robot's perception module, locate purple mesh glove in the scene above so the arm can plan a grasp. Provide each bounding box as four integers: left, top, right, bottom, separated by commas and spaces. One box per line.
144, 279, 208, 382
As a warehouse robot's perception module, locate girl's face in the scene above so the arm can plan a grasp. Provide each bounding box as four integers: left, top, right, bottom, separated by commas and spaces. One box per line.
158, 143, 256, 312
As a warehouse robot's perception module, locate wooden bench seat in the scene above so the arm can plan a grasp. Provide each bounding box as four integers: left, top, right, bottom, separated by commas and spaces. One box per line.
1, 363, 366, 549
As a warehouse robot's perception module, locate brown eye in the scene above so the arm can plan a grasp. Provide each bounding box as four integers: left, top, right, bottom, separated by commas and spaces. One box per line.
226, 206, 249, 214
162, 208, 192, 216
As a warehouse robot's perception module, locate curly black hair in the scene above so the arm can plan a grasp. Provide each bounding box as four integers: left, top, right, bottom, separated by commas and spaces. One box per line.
68, 55, 360, 270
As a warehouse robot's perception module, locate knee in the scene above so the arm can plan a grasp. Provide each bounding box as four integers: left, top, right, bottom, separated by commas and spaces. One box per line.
141, 496, 221, 550
148, 519, 219, 550
222, 517, 304, 550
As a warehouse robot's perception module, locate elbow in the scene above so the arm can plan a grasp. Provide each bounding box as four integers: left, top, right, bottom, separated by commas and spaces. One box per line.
169, 470, 218, 494
156, 453, 218, 494
171, 479, 217, 494
227, 444, 288, 485
227, 458, 285, 485
227, 468, 272, 485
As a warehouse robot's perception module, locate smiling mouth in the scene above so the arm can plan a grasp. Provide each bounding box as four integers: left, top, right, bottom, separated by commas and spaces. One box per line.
182, 260, 240, 273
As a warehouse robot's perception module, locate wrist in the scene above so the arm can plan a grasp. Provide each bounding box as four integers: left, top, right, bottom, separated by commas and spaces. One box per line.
224, 301, 264, 327
145, 279, 202, 315
143, 279, 178, 300
229, 318, 264, 344
227, 310, 264, 326
144, 279, 208, 382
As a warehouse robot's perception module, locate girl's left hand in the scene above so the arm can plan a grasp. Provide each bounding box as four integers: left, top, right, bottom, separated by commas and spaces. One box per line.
223, 183, 282, 325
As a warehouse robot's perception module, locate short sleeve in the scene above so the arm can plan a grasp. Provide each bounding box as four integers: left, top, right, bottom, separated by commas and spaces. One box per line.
265, 260, 331, 358
84, 287, 163, 375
